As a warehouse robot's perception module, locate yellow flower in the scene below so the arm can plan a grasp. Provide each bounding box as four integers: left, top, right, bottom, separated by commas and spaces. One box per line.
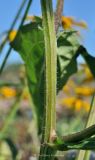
60, 97, 76, 109
75, 99, 90, 112
60, 97, 90, 112
0, 87, 16, 98
61, 16, 74, 29
75, 99, 83, 111
80, 64, 94, 82
75, 87, 95, 96
8, 30, 17, 42
61, 16, 87, 29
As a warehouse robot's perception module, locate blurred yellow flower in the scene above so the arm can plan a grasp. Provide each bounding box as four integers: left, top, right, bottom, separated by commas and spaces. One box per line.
60, 97, 76, 108
75, 87, 95, 96
0, 87, 16, 98
60, 97, 90, 112
75, 99, 82, 111
75, 99, 90, 112
80, 64, 94, 82
8, 30, 17, 42
61, 16, 87, 29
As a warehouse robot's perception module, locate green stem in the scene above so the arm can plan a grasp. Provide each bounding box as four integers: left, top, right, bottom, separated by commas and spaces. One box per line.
0, 92, 23, 139
0, 0, 33, 75
76, 94, 95, 160
48, 123, 95, 151
47, 95, 95, 152
62, 124, 95, 143
49, 137, 95, 150
0, 47, 11, 74
39, 0, 57, 159
41, 0, 57, 143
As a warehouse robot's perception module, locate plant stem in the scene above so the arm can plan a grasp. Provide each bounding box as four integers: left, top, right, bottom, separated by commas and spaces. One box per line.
41, 0, 57, 143
48, 112, 95, 151
55, 0, 64, 32
62, 124, 95, 143
0, 92, 23, 139
49, 136, 95, 150
0, 47, 11, 74
39, 0, 57, 159
76, 94, 95, 160
0, 0, 33, 75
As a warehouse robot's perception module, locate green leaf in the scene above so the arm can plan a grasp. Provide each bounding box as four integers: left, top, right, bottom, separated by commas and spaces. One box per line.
57, 31, 79, 91
0, 139, 18, 160
11, 22, 45, 133
4, 138, 18, 160
79, 45, 95, 77
32, 15, 42, 23
68, 138, 95, 150
52, 136, 95, 151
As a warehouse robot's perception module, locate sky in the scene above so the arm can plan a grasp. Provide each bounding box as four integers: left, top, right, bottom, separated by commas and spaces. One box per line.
0, 0, 95, 65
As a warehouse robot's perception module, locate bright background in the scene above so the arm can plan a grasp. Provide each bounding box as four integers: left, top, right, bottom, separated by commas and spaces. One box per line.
0, 0, 95, 65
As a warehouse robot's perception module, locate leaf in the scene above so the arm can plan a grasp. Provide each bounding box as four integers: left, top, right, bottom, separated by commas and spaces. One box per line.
53, 136, 95, 151
79, 45, 95, 78
4, 138, 18, 159
26, 15, 42, 23
0, 139, 18, 159
11, 22, 45, 133
57, 31, 80, 91
69, 138, 95, 150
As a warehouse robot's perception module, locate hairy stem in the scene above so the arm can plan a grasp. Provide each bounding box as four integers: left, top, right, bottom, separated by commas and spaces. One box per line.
39, 0, 57, 159
41, 0, 57, 144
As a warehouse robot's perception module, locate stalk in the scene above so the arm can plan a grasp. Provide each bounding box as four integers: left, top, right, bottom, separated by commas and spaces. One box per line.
0, 92, 23, 139
39, 0, 57, 159
55, 0, 64, 32
76, 94, 95, 160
